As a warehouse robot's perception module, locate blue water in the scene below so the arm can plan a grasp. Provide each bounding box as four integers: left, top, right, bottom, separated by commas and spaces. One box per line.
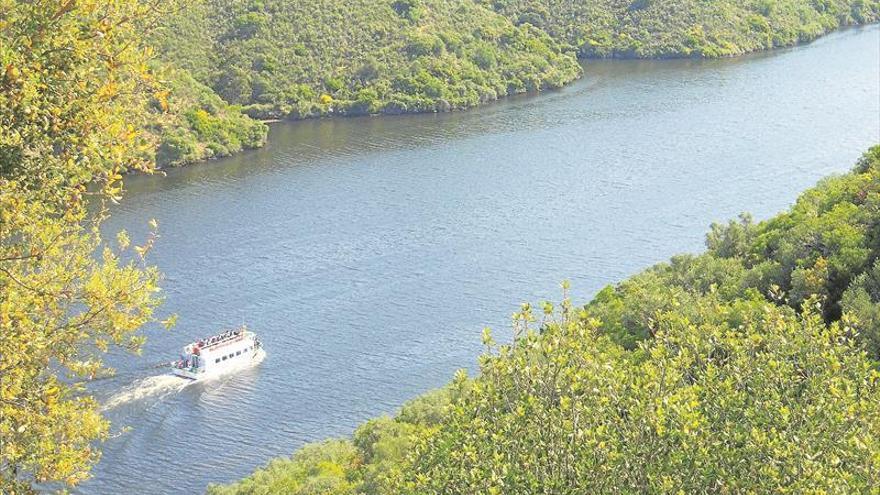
82, 26, 879, 494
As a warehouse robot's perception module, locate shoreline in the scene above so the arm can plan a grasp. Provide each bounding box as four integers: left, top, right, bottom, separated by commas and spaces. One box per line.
153, 22, 877, 174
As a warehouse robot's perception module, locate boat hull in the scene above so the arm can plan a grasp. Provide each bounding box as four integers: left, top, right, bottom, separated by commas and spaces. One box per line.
170, 348, 266, 381
171, 368, 201, 380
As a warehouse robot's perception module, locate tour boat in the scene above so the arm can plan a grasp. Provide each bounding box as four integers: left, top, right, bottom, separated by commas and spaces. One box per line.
171, 327, 264, 380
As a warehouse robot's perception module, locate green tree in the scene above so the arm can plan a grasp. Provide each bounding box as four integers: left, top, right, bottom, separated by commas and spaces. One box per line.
400, 297, 880, 493
841, 258, 880, 359
207, 440, 361, 495
1, 1, 173, 491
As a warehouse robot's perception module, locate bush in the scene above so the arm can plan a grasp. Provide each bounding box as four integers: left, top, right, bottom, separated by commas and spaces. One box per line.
156, 130, 199, 167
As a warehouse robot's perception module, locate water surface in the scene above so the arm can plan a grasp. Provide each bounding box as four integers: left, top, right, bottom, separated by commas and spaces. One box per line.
84, 26, 879, 494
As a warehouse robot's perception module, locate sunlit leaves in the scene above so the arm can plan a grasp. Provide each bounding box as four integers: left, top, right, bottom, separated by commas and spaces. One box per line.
0, 1, 172, 492
401, 296, 880, 493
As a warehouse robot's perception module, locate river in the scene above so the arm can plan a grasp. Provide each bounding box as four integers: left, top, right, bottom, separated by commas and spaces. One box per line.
82, 25, 879, 494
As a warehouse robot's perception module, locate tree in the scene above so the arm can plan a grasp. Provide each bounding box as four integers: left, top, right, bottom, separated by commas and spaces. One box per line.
399, 296, 880, 493
841, 258, 880, 360
0, 1, 174, 492
207, 440, 361, 495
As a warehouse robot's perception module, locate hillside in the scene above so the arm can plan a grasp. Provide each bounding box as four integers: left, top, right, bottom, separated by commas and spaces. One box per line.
208, 145, 880, 493
149, 0, 877, 167
150, 68, 269, 167
154, 0, 581, 121
491, 0, 879, 57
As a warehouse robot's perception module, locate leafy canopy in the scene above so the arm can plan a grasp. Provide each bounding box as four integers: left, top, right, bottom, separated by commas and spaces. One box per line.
1, 0, 173, 492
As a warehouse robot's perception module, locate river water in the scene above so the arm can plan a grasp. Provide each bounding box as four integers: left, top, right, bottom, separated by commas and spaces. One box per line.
82, 26, 879, 493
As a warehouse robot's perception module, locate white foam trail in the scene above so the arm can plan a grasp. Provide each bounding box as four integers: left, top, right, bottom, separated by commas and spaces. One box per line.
101, 374, 190, 411
101, 349, 267, 410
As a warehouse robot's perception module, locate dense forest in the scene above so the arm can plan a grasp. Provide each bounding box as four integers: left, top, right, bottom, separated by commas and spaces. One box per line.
155, 0, 581, 118
151, 0, 878, 166
208, 146, 880, 493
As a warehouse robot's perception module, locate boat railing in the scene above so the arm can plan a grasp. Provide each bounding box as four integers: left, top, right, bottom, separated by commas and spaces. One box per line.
195, 328, 247, 350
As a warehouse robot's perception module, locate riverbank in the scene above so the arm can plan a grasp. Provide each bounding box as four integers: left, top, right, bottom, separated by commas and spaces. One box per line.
207, 145, 880, 494
151, 0, 878, 168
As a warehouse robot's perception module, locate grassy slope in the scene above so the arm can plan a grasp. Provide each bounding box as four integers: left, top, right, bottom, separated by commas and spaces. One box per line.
208, 147, 880, 493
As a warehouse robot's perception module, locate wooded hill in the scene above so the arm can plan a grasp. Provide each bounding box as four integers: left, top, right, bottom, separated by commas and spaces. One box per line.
151, 0, 878, 166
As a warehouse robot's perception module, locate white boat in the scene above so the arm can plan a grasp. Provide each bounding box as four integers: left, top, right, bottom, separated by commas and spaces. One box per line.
171, 327, 264, 380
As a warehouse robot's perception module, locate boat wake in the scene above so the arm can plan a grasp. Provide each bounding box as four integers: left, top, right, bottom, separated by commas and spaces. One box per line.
101, 345, 267, 411
101, 374, 190, 411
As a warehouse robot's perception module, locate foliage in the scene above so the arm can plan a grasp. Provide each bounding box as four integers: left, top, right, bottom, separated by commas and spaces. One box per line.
153, 69, 267, 167
207, 440, 361, 495
403, 300, 880, 493
146, 0, 877, 165
0, 1, 170, 492
842, 259, 880, 361
211, 147, 880, 493
155, 0, 582, 121
206, 388, 455, 494
491, 0, 880, 58
588, 146, 880, 355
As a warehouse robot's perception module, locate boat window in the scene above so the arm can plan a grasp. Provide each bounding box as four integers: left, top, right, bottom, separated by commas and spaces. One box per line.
222, 356, 227, 361
215, 358, 220, 363
236, 351, 241, 356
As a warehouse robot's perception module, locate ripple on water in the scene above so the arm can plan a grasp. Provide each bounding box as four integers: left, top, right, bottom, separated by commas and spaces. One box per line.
78, 26, 880, 494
